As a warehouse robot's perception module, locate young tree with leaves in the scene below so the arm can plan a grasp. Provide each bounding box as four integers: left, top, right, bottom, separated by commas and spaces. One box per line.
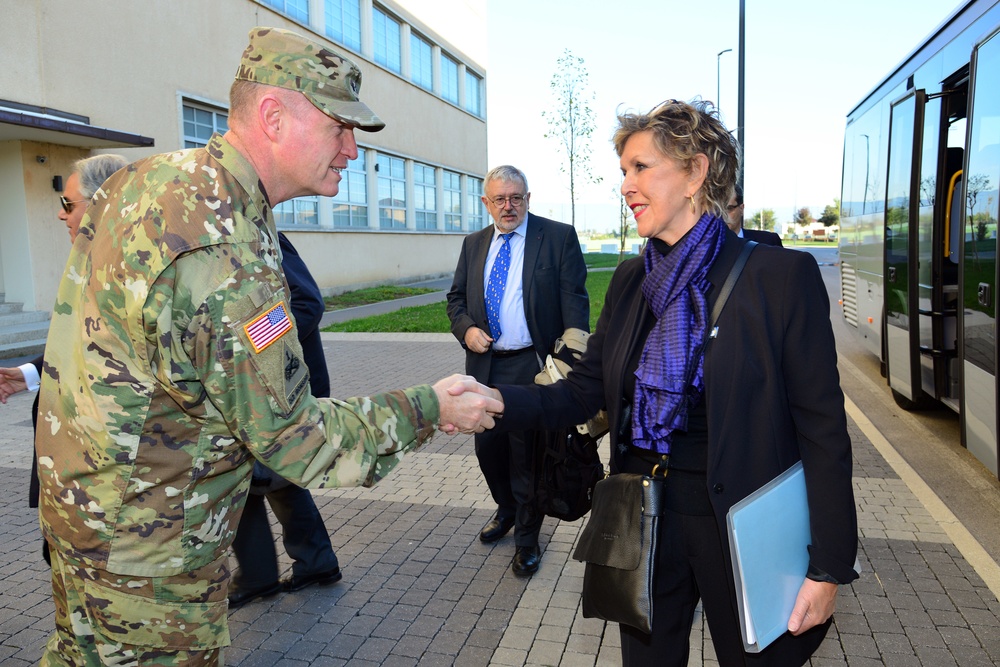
750, 208, 777, 231
818, 199, 841, 227
542, 49, 601, 228
793, 207, 815, 226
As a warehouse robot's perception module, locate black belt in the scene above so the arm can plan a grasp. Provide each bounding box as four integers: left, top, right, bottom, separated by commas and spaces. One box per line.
627, 445, 670, 467
491, 346, 534, 358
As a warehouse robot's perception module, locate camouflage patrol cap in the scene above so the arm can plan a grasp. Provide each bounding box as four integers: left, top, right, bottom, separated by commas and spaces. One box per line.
236, 27, 385, 132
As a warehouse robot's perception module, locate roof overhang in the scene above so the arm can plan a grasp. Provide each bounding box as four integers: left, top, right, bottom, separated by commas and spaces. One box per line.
0, 100, 153, 149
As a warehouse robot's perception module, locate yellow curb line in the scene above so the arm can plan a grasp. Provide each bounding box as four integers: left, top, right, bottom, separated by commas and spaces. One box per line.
843, 394, 1000, 601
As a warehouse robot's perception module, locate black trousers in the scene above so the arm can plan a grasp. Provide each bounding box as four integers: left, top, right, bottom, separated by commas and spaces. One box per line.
474, 349, 543, 547
617, 456, 828, 667
231, 485, 338, 587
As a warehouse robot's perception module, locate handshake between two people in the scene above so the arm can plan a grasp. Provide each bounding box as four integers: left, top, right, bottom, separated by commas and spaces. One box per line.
432, 374, 504, 435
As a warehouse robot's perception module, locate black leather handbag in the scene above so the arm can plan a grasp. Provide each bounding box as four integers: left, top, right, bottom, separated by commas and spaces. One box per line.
572, 471, 664, 633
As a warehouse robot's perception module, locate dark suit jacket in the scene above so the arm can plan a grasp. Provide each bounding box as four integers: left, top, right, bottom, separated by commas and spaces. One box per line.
744, 227, 783, 246
446, 213, 589, 381
497, 231, 857, 655
30, 353, 43, 508
279, 233, 330, 399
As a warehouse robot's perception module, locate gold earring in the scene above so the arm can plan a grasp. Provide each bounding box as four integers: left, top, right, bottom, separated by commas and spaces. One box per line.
687, 194, 695, 214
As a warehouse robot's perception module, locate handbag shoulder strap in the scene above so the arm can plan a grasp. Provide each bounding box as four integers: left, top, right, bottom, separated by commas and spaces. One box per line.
709, 240, 757, 330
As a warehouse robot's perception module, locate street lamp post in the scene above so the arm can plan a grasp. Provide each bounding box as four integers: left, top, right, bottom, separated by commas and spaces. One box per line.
717, 48, 732, 109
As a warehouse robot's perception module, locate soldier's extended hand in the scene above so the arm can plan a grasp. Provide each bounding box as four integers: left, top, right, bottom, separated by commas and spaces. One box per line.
0, 367, 28, 404
463, 326, 494, 354
433, 375, 503, 434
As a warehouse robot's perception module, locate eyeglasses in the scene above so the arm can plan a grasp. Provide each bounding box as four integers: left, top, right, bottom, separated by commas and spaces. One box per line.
488, 194, 527, 208
60, 196, 88, 214
727, 202, 743, 212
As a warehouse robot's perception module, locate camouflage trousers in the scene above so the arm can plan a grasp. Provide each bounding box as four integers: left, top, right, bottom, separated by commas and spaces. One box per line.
41, 546, 231, 666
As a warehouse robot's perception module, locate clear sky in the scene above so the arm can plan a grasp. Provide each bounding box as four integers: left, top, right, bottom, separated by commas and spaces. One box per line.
401, 0, 961, 233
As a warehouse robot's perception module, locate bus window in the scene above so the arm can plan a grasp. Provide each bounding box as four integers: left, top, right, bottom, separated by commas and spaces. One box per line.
963, 35, 1000, 375
945, 113, 966, 267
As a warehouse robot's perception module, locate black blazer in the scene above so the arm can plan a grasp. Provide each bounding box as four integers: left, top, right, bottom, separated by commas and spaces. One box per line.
30, 353, 43, 508
745, 227, 783, 247
446, 213, 589, 381
279, 233, 330, 399
499, 231, 858, 584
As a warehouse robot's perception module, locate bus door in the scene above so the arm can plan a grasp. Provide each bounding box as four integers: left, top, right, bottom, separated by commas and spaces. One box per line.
884, 90, 925, 406
961, 29, 1000, 477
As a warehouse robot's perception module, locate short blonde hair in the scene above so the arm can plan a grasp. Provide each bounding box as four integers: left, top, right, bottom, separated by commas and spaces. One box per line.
613, 99, 740, 218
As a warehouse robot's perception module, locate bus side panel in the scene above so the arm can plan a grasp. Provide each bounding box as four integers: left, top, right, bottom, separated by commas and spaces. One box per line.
964, 362, 999, 475
855, 211, 886, 359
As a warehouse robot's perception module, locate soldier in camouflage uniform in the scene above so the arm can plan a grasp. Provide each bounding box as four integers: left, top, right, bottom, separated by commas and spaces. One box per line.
35, 27, 501, 666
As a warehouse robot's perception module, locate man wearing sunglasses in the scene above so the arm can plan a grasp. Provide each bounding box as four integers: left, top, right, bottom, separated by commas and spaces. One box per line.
57, 153, 128, 242
446, 165, 589, 577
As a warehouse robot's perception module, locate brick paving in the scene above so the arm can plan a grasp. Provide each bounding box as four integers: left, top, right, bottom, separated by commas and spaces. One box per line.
0, 333, 998, 665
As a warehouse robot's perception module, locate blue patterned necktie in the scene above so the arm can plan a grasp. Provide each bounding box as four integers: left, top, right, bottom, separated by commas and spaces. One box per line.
485, 232, 514, 340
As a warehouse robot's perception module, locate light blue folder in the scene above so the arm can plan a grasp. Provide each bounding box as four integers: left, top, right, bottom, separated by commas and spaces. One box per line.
726, 460, 810, 653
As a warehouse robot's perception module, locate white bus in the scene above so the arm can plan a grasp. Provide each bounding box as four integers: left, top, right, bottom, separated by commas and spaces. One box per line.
840, 0, 1000, 478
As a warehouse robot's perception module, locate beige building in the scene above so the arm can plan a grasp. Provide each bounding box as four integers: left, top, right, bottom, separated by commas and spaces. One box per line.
0, 0, 487, 357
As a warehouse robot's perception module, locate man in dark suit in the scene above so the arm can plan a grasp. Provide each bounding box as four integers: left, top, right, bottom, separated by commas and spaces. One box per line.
447, 165, 589, 576
726, 182, 783, 246
227, 232, 341, 609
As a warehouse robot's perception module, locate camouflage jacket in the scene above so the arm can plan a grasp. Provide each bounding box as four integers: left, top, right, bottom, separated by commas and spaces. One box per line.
36, 134, 438, 577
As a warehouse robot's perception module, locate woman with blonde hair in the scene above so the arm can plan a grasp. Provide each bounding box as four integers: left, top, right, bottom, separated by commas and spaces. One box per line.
487, 99, 857, 665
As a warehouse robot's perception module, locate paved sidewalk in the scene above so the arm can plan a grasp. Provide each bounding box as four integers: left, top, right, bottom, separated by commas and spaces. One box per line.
0, 333, 998, 665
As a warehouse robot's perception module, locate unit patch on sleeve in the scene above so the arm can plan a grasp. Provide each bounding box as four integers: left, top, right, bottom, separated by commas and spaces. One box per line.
244, 302, 293, 353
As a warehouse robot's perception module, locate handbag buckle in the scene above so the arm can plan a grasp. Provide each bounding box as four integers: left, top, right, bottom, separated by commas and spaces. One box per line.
651, 455, 670, 478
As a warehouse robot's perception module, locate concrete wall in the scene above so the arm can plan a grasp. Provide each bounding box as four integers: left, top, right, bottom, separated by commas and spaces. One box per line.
286, 229, 465, 293
1, 0, 487, 310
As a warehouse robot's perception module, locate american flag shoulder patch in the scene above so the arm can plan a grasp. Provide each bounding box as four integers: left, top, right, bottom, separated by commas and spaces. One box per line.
244, 302, 293, 353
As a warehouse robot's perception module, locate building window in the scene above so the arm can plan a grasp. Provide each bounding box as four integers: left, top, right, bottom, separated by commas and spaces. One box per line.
443, 171, 462, 232
414, 163, 437, 230
467, 177, 486, 231
262, 0, 308, 23
372, 7, 402, 74
182, 102, 228, 148
410, 33, 433, 91
377, 154, 406, 229
274, 197, 319, 226
324, 0, 361, 51
441, 55, 459, 104
465, 70, 483, 117
333, 151, 368, 228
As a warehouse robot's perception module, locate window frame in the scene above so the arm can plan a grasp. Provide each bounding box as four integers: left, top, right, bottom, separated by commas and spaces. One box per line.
323, 0, 362, 52
413, 162, 438, 231
377, 154, 407, 230
181, 99, 229, 149
332, 150, 369, 228
440, 53, 459, 104
464, 70, 483, 117
261, 0, 309, 23
373, 6, 402, 74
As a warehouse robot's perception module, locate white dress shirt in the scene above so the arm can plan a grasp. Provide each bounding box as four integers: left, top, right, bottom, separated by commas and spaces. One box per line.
483, 220, 532, 351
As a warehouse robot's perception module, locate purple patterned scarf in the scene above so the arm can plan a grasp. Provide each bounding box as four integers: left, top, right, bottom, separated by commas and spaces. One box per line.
631, 213, 727, 454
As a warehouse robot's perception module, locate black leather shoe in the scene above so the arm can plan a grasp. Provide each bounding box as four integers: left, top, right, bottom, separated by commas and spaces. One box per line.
511, 545, 541, 577
228, 581, 281, 610
479, 515, 515, 543
282, 566, 342, 592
